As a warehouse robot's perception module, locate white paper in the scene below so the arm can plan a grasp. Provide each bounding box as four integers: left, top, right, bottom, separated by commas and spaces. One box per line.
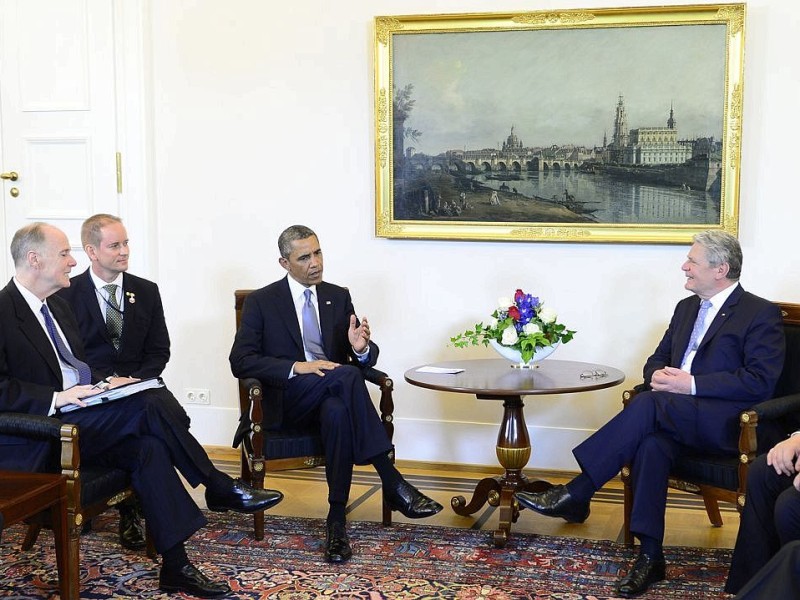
416, 366, 465, 374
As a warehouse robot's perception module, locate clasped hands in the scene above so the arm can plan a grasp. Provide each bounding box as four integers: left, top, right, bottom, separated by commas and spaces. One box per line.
55, 376, 140, 411
295, 315, 370, 377
649, 366, 692, 394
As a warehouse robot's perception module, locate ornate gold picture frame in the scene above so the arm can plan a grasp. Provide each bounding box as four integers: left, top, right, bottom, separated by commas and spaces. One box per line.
374, 4, 744, 243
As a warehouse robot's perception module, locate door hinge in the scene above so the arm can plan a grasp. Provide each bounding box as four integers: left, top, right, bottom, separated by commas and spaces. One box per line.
116, 152, 123, 193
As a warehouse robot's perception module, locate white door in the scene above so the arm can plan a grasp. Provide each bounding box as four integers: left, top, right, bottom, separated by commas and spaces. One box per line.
0, 0, 121, 279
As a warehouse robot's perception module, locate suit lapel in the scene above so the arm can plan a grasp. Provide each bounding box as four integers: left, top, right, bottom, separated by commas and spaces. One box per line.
7, 283, 63, 382
277, 277, 304, 352
675, 297, 700, 360
120, 272, 137, 340
698, 284, 743, 351
316, 283, 336, 357
77, 269, 111, 345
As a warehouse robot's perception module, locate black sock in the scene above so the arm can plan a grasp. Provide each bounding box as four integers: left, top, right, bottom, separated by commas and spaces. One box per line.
327, 502, 346, 525
371, 451, 402, 489
565, 473, 595, 503
207, 469, 233, 493
637, 534, 664, 560
162, 542, 189, 571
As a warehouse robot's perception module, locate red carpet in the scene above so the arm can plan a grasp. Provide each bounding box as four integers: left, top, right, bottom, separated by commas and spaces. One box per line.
0, 511, 732, 598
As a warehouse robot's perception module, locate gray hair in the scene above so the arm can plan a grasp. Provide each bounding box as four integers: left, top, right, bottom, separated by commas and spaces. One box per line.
82, 213, 122, 247
10, 222, 49, 267
278, 225, 317, 259
693, 230, 742, 280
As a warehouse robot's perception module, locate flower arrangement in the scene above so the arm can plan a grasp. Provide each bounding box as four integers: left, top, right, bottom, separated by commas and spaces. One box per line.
451, 289, 576, 363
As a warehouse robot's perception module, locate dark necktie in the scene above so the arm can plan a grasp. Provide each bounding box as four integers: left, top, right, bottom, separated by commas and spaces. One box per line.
40, 304, 92, 385
302, 289, 327, 360
681, 299, 712, 366
104, 284, 123, 351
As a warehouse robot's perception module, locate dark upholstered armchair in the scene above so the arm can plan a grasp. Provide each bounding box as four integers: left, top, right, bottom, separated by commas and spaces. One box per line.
0, 413, 155, 599
620, 301, 800, 545
233, 290, 396, 540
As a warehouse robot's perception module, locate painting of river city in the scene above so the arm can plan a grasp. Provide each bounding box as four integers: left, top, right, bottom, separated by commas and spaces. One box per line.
376, 6, 744, 242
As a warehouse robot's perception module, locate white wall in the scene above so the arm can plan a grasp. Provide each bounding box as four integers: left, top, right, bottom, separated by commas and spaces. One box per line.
143, 0, 800, 471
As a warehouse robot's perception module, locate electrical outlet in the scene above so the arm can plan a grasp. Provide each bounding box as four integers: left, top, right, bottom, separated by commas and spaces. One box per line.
184, 388, 210, 405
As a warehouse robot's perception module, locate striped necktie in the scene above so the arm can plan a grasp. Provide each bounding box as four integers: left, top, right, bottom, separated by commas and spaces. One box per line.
41, 304, 92, 385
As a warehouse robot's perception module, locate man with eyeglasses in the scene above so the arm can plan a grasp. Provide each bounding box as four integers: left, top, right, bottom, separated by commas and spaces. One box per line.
515, 230, 785, 597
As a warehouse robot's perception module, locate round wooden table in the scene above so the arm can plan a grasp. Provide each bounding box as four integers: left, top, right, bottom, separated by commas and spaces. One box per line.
405, 358, 624, 547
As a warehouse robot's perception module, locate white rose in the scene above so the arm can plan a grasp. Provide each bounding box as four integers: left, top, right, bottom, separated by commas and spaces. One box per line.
497, 297, 513, 310
539, 306, 558, 324
501, 326, 519, 345
523, 322, 541, 335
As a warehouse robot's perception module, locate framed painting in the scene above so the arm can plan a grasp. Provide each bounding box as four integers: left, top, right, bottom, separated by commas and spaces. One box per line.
373, 4, 745, 243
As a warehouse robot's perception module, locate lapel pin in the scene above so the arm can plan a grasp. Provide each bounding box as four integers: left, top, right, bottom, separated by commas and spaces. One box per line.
325, 300, 332, 305
126, 291, 136, 304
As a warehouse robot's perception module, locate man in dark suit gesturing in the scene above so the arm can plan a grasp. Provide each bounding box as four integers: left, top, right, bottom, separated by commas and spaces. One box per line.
57, 213, 173, 550
515, 230, 785, 597
0, 222, 282, 597
230, 224, 443, 563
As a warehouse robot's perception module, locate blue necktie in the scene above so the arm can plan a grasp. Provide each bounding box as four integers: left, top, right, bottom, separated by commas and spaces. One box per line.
302, 289, 327, 360
682, 299, 712, 366
41, 304, 92, 385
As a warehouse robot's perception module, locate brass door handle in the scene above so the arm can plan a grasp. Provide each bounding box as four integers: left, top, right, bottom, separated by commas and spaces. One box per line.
1, 171, 19, 181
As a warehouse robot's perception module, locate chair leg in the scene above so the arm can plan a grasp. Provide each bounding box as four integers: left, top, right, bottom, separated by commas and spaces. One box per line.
702, 494, 724, 527
145, 523, 157, 560
22, 523, 42, 551
622, 471, 634, 547
382, 496, 392, 526
252, 467, 265, 541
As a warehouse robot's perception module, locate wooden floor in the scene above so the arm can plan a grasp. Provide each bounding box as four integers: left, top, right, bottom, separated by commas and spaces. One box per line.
202, 447, 738, 550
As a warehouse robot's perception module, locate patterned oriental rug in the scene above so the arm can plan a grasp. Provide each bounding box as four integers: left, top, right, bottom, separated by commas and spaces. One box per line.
1, 512, 733, 599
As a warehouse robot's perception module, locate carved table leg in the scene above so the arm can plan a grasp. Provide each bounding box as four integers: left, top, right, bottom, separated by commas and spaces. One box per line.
451, 475, 502, 516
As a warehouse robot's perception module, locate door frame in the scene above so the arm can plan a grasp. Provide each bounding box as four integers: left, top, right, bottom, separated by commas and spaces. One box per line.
0, 0, 153, 281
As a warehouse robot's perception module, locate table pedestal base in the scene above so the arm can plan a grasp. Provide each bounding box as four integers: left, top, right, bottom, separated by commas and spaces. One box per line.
451, 394, 551, 547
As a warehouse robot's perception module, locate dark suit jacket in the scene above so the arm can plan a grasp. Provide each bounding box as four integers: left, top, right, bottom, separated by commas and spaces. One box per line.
641, 284, 785, 403
229, 277, 378, 413
0, 279, 102, 468
0, 280, 101, 416
56, 269, 170, 379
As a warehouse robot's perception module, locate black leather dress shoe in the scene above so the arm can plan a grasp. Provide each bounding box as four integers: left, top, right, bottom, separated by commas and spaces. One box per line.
384, 480, 443, 519
515, 484, 590, 523
205, 478, 283, 514
159, 563, 230, 597
324, 521, 352, 563
616, 553, 666, 597
118, 502, 146, 551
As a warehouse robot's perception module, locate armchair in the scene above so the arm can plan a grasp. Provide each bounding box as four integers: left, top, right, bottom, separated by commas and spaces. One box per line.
233, 290, 396, 541
0, 412, 156, 599
620, 301, 800, 545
